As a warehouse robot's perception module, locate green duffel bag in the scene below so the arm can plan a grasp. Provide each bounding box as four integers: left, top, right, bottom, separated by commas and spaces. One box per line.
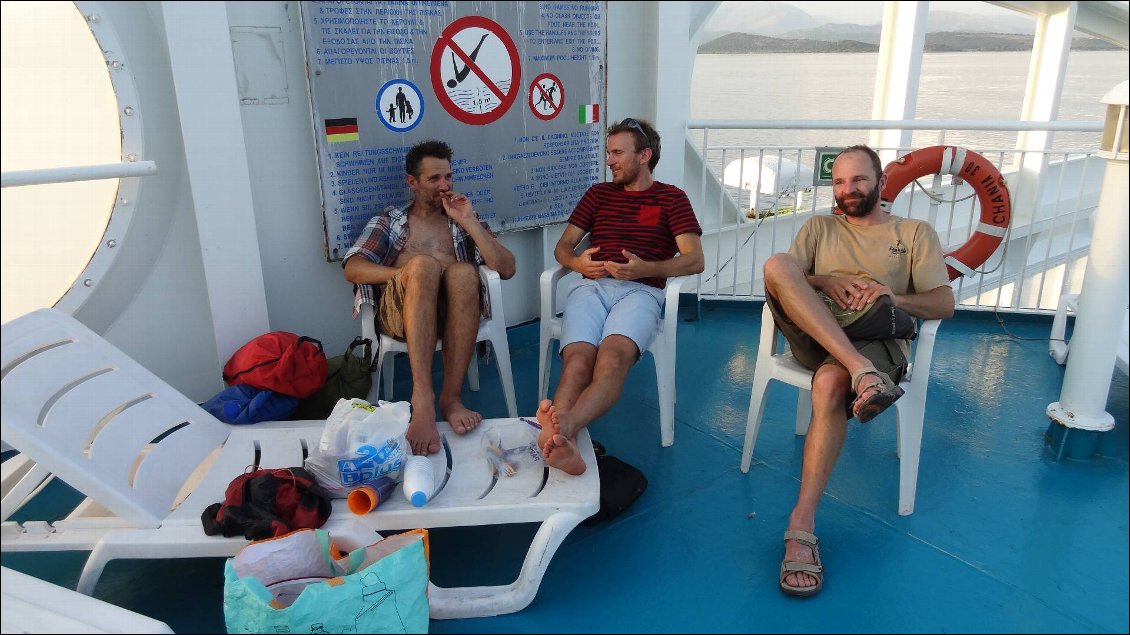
293, 336, 373, 420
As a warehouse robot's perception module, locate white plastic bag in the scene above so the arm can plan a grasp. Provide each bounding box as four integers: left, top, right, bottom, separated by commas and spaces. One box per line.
304, 398, 412, 497
480, 420, 543, 477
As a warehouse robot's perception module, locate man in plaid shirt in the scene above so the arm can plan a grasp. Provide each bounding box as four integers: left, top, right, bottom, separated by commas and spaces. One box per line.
344, 140, 516, 455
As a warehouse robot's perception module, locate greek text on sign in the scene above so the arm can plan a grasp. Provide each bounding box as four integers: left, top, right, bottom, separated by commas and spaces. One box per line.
430, 15, 521, 125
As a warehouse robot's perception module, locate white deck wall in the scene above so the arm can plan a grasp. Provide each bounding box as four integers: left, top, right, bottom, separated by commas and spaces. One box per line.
71, 1, 694, 401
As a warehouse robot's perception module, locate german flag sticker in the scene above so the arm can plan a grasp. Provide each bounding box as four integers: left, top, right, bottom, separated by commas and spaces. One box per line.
326, 118, 359, 143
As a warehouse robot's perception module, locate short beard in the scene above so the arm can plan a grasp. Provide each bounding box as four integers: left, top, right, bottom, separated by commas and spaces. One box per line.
836, 185, 881, 217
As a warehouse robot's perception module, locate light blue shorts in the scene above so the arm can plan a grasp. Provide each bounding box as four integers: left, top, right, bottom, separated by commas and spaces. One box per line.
559, 278, 665, 359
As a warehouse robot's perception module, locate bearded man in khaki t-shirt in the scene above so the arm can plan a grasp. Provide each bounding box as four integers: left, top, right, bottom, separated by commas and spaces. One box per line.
761, 145, 955, 598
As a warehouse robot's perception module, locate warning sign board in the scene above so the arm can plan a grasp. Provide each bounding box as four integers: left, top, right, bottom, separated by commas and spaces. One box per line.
529, 72, 564, 121
301, 1, 608, 259
430, 15, 521, 125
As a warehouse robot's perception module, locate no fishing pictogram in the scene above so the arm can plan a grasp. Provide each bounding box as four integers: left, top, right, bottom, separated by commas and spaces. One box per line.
430, 15, 521, 125
528, 72, 564, 121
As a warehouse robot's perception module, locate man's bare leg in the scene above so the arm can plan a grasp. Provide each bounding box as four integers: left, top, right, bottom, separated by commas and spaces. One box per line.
544, 336, 638, 475
438, 262, 483, 434
400, 256, 443, 455
783, 364, 851, 592
763, 253, 885, 400
537, 341, 596, 450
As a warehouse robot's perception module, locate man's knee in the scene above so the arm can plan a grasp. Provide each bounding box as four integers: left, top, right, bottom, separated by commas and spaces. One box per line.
594, 335, 638, 377
811, 365, 851, 405
763, 253, 799, 284
401, 255, 444, 282
440, 259, 476, 286
561, 343, 597, 383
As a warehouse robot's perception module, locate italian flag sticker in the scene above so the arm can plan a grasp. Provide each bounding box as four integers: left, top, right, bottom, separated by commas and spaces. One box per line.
579, 103, 600, 124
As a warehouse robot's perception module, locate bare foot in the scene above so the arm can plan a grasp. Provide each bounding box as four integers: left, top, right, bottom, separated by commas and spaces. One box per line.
535, 399, 555, 450
406, 400, 441, 455
544, 433, 587, 475
783, 531, 820, 591
441, 399, 482, 434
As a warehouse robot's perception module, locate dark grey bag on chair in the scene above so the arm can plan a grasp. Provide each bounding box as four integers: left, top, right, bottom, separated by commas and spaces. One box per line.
820, 292, 917, 341
293, 336, 373, 419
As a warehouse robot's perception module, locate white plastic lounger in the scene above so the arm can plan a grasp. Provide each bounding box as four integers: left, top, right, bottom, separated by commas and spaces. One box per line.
1, 566, 175, 634
1, 309, 597, 619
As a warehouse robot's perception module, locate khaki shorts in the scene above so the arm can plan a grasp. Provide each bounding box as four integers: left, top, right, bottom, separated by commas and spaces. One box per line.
764, 292, 907, 385
376, 266, 449, 340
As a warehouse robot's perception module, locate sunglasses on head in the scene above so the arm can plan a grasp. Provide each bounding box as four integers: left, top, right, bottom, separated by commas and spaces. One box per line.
620, 118, 652, 152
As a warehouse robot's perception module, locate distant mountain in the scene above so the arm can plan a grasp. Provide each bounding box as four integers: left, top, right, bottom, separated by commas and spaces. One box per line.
702, 1, 1038, 46
926, 10, 1035, 35
698, 31, 1121, 54
780, 23, 881, 45
698, 32, 876, 54
701, 1, 820, 42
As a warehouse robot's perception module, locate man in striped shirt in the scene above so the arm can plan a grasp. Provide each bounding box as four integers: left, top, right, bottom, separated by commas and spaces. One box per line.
536, 118, 704, 475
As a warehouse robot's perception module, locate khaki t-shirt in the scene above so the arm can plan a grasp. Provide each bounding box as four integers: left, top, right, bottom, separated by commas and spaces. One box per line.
789, 214, 950, 354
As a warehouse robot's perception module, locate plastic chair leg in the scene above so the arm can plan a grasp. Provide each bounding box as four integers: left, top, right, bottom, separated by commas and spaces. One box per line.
492, 336, 519, 417
741, 367, 774, 473
538, 334, 555, 402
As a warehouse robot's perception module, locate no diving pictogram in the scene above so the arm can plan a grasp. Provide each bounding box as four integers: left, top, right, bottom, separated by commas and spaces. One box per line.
430, 15, 521, 125
529, 73, 564, 121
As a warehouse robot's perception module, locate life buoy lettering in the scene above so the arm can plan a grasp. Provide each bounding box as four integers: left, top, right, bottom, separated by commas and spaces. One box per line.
880, 145, 1012, 280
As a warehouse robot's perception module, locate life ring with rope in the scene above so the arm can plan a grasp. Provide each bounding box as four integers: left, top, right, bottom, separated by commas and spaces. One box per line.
880, 145, 1011, 281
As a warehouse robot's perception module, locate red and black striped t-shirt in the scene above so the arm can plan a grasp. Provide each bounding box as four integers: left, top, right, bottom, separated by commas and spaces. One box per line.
568, 181, 703, 289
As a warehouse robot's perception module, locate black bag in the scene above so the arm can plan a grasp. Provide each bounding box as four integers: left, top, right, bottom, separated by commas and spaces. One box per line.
583, 443, 648, 526
292, 336, 373, 419
842, 295, 918, 340
820, 292, 917, 341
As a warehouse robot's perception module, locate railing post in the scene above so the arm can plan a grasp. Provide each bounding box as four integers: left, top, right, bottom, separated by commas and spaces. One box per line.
1046, 82, 1129, 459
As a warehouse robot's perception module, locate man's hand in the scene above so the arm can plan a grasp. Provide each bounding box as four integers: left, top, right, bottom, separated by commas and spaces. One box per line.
575, 247, 608, 279
817, 276, 888, 311
604, 250, 651, 281
440, 191, 475, 225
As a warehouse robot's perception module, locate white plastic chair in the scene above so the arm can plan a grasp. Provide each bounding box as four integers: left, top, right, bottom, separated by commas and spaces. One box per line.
1, 308, 598, 618
537, 263, 688, 448
360, 264, 517, 418
739, 303, 941, 516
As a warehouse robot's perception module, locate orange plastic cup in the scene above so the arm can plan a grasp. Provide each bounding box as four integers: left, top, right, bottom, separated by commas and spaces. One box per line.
346, 476, 396, 515
348, 486, 380, 514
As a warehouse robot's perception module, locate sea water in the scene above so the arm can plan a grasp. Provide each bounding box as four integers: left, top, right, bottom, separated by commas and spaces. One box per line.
690, 50, 1129, 151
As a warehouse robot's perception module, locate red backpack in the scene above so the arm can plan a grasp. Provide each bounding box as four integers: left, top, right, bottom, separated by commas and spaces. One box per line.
222, 332, 328, 398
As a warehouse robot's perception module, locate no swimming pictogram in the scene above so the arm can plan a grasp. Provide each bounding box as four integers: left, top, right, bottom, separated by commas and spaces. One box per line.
430, 15, 521, 125
528, 72, 564, 121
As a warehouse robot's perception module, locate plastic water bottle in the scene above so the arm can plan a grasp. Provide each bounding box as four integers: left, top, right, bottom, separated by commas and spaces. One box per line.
402, 455, 434, 507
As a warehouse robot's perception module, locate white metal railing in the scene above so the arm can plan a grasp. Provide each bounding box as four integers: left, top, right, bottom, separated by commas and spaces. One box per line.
686, 119, 1105, 314
1, 161, 157, 188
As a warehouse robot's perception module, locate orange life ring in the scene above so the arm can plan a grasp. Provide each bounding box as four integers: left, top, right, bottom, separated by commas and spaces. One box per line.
880, 145, 1011, 280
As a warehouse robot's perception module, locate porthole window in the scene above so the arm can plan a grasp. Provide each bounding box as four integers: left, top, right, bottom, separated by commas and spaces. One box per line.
1, 1, 120, 323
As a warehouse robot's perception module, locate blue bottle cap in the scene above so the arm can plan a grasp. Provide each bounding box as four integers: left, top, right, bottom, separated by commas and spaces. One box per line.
410, 491, 428, 507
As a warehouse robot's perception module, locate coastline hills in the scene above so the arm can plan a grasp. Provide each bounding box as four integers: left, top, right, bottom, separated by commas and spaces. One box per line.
698, 31, 1122, 54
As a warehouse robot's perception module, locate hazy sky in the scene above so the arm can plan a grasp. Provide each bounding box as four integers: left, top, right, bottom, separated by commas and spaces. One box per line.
780, 1, 1016, 25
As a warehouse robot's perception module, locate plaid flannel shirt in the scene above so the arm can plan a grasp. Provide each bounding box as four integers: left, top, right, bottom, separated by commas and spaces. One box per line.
343, 201, 490, 320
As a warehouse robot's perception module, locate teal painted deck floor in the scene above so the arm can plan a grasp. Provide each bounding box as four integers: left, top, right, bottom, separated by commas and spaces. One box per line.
4, 303, 1128, 633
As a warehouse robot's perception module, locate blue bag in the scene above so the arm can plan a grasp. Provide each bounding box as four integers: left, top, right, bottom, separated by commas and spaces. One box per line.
202, 384, 299, 424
